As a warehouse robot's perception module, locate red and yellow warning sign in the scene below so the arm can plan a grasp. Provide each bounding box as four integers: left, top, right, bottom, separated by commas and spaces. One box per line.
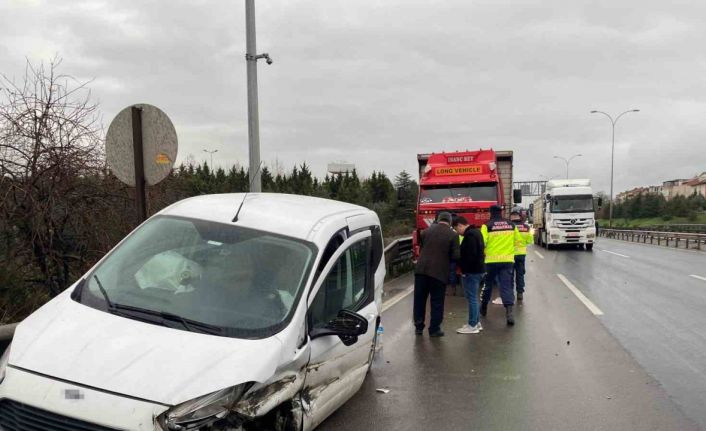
434, 165, 482, 176
155, 153, 171, 165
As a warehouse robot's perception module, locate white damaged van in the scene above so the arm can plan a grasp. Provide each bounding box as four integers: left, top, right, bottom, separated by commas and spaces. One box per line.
0, 193, 385, 430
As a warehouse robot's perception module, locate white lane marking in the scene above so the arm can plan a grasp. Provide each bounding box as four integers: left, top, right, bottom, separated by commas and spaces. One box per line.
690, 275, 706, 282
382, 285, 414, 312
534, 250, 545, 259
557, 274, 604, 316
598, 249, 630, 258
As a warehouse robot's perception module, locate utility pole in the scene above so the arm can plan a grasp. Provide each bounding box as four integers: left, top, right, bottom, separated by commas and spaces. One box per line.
590, 109, 639, 228
203, 149, 218, 168
245, 0, 272, 193
553, 154, 582, 179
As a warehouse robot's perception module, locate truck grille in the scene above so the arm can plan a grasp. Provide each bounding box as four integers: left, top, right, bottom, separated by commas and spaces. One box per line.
555, 218, 592, 229
0, 399, 117, 431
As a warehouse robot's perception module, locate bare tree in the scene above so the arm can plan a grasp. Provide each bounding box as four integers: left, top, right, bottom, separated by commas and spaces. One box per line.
0, 57, 110, 300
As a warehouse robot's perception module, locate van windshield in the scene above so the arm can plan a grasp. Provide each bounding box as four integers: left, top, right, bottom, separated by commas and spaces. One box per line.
551, 195, 594, 213
420, 183, 497, 204
75, 216, 316, 338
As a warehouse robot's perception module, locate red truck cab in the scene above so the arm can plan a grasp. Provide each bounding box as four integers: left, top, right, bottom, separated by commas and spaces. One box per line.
413, 149, 517, 257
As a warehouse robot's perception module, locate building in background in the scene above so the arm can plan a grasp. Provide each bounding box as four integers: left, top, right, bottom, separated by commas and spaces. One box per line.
616, 187, 652, 203
327, 162, 356, 175
662, 173, 706, 199
617, 172, 706, 202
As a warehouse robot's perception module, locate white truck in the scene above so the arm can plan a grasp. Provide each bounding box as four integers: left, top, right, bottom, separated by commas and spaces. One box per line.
531, 179, 600, 251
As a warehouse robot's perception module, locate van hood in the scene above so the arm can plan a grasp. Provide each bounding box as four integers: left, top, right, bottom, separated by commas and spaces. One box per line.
9, 292, 283, 406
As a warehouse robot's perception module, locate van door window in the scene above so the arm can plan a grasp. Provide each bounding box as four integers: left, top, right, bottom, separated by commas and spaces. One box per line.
310, 238, 370, 329
313, 230, 347, 281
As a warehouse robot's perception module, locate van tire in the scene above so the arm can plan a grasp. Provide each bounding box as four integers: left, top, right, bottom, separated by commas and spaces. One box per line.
586, 244, 593, 251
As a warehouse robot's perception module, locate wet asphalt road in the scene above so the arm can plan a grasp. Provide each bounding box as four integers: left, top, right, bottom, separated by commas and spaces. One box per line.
318, 238, 705, 431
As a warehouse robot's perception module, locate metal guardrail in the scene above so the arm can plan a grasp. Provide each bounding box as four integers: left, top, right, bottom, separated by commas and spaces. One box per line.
599, 228, 706, 250
384, 236, 413, 276
608, 224, 706, 234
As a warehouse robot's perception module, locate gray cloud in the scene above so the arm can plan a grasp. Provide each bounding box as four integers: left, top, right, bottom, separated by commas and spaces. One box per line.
1, 0, 705, 195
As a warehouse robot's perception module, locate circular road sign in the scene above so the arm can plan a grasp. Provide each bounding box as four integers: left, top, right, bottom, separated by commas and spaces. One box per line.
106, 103, 178, 186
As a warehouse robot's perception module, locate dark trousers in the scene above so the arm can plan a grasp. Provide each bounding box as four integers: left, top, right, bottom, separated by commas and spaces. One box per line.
514, 255, 526, 293
481, 263, 515, 306
414, 274, 446, 332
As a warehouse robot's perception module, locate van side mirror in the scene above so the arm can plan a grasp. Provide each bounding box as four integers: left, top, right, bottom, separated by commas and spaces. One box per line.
513, 189, 522, 204
310, 310, 368, 346
597, 197, 603, 208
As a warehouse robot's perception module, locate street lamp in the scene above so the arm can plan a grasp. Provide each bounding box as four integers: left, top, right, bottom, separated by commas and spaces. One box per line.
590, 109, 640, 228
553, 154, 582, 179
203, 149, 218, 168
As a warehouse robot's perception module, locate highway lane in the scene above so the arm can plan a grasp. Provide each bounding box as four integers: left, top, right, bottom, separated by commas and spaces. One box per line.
536, 238, 706, 429
318, 257, 698, 430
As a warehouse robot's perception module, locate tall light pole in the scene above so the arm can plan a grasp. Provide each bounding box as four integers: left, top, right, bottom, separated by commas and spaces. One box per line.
245, 0, 272, 193
203, 149, 218, 168
553, 154, 582, 179
590, 109, 640, 227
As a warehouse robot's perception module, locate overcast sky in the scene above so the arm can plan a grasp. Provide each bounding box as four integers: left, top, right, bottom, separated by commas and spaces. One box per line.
1, 0, 705, 195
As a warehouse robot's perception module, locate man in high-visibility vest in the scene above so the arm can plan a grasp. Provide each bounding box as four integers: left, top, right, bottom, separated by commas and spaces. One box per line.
510, 209, 533, 301
480, 205, 522, 325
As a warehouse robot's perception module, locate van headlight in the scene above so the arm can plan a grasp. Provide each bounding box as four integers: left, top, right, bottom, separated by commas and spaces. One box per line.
0, 345, 10, 385
157, 383, 252, 430
586, 219, 595, 226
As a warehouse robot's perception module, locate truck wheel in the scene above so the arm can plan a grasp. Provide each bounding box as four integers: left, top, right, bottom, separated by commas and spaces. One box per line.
585, 244, 593, 251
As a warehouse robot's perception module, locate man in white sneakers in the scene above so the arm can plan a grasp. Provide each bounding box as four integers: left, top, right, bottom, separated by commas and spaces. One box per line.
452, 216, 485, 334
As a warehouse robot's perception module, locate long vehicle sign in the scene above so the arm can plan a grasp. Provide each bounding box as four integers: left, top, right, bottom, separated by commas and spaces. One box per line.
434, 165, 482, 176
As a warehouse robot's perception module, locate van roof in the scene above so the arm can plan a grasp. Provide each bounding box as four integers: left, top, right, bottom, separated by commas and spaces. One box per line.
159, 193, 370, 241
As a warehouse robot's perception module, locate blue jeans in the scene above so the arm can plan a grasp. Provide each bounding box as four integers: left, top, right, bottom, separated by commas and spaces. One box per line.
462, 273, 483, 326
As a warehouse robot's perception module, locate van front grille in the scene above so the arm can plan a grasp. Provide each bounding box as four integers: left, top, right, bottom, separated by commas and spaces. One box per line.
0, 399, 117, 431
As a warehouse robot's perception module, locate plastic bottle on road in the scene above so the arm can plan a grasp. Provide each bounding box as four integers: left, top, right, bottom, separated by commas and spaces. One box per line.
375, 326, 384, 352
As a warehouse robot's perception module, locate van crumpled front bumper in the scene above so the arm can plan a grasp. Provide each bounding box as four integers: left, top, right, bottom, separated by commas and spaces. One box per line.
0, 366, 168, 431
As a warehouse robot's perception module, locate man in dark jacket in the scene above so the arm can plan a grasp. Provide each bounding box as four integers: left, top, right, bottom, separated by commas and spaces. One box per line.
452, 216, 485, 334
414, 211, 460, 337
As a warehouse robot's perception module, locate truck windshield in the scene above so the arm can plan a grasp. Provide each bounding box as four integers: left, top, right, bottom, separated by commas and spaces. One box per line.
75, 216, 316, 339
551, 195, 594, 213
419, 183, 497, 204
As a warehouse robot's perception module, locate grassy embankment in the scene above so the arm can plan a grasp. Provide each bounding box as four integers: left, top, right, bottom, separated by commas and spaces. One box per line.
599, 213, 706, 228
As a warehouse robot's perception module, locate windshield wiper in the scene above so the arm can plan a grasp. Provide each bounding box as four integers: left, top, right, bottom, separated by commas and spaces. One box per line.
93, 275, 115, 311
111, 303, 224, 336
